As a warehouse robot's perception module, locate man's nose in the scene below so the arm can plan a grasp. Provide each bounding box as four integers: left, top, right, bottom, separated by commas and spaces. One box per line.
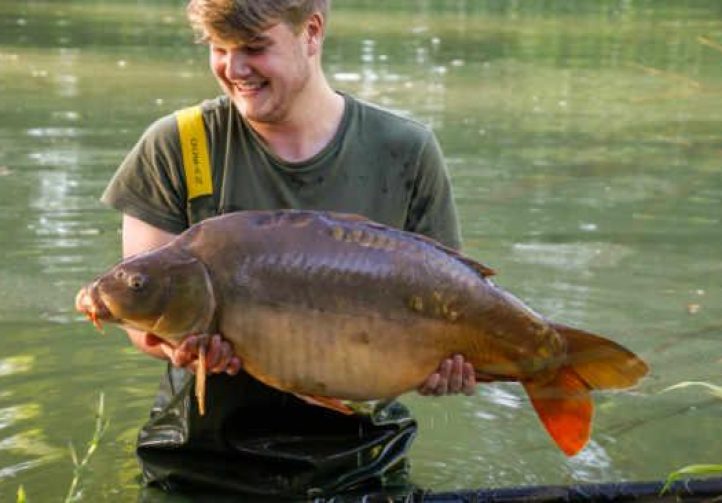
226, 49, 252, 80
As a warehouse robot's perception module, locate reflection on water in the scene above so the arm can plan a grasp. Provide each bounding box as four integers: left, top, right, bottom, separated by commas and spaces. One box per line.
1, 0, 722, 500
329, 33, 450, 122
0, 405, 41, 432
0, 356, 35, 378
511, 242, 633, 270
0, 355, 63, 482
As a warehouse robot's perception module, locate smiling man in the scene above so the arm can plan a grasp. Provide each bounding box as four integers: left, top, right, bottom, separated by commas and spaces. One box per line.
102, 0, 475, 498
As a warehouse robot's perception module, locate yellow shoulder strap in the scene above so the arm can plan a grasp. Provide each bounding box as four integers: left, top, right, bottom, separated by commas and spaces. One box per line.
176, 105, 213, 200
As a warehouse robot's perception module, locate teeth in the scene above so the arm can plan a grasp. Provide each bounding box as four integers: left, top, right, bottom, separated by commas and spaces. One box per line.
236, 82, 265, 91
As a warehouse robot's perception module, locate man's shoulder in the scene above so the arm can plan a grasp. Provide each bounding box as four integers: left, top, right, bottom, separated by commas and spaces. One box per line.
199, 95, 231, 122
138, 96, 229, 142
347, 94, 432, 141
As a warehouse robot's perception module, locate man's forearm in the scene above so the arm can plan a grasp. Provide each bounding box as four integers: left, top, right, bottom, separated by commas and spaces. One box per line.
126, 327, 170, 360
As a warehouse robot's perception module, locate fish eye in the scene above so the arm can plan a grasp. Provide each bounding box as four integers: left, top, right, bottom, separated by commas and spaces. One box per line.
127, 273, 147, 291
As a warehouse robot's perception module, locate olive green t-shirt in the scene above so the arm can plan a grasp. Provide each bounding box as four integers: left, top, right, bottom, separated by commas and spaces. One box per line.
102, 93, 461, 249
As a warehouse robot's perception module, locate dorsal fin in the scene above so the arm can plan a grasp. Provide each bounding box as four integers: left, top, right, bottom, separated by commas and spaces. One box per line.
321, 211, 496, 278
324, 211, 372, 223
457, 255, 496, 278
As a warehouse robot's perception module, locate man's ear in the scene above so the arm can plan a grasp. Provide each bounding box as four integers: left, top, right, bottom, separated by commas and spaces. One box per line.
304, 12, 325, 56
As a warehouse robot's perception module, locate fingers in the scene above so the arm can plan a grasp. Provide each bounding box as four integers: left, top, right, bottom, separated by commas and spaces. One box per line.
169, 335, 199, 368
225, 356, 242, 376
205, 335, 224, 372
417, 372, 441, 396
434, 358, 452, 395
166, 334, 242, 376
461, 362, 476, 396
205, 335, 242, 375
448, 355, 464, 393
417, 355, 477, 396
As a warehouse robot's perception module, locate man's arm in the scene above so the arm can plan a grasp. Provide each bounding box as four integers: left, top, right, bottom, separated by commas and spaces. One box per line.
122, 214, 241, 374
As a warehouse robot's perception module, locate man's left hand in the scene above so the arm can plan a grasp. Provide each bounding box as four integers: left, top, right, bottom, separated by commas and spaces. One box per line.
417, 354, 476, 396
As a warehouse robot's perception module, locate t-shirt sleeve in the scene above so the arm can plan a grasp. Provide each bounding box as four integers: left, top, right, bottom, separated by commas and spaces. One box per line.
405, 130, 462, 250
101, 114, 189, 234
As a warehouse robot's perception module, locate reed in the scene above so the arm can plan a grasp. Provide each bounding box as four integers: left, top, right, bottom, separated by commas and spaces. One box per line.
660, 381, 722, 495
64, 392, 109, 503
16, 393, 110, 502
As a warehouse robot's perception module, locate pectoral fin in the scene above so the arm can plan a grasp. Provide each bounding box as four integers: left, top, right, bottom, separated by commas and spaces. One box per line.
294, 394, 355, 415
195, 343, 207, 416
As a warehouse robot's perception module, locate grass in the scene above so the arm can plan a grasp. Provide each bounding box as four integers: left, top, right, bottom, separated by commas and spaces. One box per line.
64, 392, 109, 502
661, 464, 722, 495
659, 381, 722, 495
16, 393, 109, 503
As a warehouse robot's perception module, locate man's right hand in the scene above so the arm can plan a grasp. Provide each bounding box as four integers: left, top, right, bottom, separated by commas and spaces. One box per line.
147, 333, 242, 376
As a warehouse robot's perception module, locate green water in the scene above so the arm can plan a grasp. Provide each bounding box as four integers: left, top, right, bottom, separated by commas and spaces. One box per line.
1, 0, 721, 500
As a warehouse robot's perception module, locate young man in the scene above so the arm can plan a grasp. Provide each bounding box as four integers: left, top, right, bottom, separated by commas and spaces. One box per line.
102, 0, 476, 498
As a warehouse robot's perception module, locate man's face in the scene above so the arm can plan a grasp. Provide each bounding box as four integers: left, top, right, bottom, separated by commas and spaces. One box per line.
209, 21, 312, 125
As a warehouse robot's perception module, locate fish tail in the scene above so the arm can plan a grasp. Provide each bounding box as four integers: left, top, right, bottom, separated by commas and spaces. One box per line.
522, 367, 592, 456
523, 323, 648, 456
552, 323, 649, 391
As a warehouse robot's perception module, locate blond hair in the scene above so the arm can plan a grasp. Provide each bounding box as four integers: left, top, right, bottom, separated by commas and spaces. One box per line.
187, 0, 329, 42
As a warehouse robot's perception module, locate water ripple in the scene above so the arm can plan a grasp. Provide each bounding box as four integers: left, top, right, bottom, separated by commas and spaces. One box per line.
26, 127, 82, 138
511, 241, 633, 270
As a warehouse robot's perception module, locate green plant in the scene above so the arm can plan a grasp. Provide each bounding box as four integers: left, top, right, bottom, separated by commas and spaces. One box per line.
661, 464, 722, 495
14, 394, 109, 502
659, 381, 722, 495
64, 392, 109, 503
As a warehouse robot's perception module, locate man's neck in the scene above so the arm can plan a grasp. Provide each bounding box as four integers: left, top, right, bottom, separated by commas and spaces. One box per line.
248, 82, 345, 164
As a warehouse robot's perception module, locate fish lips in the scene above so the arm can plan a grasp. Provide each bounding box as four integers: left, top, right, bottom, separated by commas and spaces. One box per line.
75, 283, 117, 328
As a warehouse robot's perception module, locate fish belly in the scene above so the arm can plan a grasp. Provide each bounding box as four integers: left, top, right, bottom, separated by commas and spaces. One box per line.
221, 303, 453, 400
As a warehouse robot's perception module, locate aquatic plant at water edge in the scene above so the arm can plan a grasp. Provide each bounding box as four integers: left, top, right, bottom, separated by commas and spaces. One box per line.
661, 464, 722, 495
64, 392, 109, 502
659, 381, 722, 495
16, 393, 110, 502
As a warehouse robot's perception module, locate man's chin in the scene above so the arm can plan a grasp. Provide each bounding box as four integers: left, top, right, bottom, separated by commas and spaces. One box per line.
238, 108, 283, 125
231, 95, 285, 124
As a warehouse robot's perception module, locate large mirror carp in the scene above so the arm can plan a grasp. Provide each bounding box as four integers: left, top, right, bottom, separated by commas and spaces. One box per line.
76, 210, 648, 456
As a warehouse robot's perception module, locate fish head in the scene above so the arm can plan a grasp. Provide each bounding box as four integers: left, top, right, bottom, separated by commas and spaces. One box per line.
75, 247, 216, 343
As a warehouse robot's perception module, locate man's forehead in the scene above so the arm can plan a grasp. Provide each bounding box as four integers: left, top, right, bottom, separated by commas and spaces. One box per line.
207, 23, 282, 47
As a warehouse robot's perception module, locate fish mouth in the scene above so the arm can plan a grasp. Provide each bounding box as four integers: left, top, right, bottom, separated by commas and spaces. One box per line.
75, 283, 116, 332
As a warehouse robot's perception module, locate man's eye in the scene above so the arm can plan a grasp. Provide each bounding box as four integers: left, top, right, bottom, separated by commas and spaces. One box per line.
244, 46, 265, 55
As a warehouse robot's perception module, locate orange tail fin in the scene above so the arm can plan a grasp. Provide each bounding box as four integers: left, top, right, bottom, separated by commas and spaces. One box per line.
552, 323, 649, 390
523, 323, 648, 456
523, 367, 592, 456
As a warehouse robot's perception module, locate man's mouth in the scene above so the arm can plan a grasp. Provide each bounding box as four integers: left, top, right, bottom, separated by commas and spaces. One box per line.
234, 81, 268, 95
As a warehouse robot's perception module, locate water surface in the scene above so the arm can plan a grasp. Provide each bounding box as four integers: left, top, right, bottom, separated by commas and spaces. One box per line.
1, 0, 721, 500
